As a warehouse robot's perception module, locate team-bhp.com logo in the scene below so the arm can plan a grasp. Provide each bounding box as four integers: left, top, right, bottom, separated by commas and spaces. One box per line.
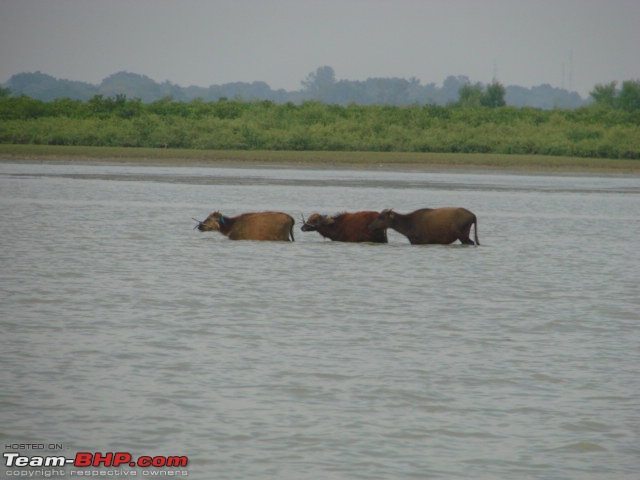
4, 451, 188, 476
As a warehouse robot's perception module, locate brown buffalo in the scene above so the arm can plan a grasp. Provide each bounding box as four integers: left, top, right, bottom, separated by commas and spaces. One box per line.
369, 207, 479, 245
301, 211, 388, 243
194, 211, 295, 241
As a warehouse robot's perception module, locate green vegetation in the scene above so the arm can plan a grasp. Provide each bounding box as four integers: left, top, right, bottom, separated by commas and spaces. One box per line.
1, 91, 639, 161
589, 80, 640, 112
457, 81, 506, 108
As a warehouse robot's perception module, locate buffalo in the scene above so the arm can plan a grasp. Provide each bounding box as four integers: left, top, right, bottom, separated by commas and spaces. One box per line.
194, 211, 295, 241
301, 211, 388, 243
369, 207, 479, 245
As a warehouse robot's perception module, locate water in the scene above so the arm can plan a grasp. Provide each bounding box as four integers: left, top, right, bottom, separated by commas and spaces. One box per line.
1, 161, 639, 479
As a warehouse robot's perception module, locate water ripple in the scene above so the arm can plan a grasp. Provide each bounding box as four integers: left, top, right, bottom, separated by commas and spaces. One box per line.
1, 162, 638, 479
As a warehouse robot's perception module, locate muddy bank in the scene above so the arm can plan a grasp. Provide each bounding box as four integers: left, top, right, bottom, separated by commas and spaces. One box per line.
1, 145, 639, 174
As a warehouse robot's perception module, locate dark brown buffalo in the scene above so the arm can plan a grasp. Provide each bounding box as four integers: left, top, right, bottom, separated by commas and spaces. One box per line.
301, 211, 388, 243
369, 207, 479, 245
194, 211, 295, 241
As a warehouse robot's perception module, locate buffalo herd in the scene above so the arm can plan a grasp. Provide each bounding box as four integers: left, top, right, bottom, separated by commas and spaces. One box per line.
194, 207, 479, 245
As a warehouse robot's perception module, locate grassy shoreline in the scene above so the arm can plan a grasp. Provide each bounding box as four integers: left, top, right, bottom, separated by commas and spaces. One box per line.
1, 144, 639, 173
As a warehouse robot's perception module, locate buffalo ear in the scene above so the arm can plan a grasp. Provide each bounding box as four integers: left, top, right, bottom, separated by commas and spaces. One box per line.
322, 215, 335, 225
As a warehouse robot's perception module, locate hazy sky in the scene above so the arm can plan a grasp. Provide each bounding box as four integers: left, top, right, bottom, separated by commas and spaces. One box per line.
1, 0, 638, 97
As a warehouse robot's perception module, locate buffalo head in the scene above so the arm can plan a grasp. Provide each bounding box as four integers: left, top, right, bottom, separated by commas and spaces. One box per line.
368, 209, 395, 230
300, 213, 334, 231
195, 211, 225, 232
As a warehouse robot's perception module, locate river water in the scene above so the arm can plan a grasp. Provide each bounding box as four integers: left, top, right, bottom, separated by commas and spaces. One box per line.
1, 161, 638, 479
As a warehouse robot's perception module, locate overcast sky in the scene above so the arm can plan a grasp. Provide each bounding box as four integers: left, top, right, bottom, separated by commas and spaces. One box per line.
1, 0, 638, 97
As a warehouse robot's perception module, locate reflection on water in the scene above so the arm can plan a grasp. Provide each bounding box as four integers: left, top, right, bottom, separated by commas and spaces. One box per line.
1, 162, 639, 479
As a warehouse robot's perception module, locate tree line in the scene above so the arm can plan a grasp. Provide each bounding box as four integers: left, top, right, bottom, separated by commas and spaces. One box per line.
1, 83, 638, 159
4, 67, 590, 109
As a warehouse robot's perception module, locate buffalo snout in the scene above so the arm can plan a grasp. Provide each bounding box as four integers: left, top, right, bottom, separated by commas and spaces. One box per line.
192, 218, 205, 230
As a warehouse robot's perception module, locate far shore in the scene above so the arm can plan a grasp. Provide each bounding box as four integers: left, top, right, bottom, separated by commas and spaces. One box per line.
1, 144, 639, 174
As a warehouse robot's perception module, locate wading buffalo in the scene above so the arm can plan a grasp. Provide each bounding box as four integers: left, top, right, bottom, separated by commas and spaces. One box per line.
369, 207, 479, 245
301, 211, 387, 243
194, 211, 295, 241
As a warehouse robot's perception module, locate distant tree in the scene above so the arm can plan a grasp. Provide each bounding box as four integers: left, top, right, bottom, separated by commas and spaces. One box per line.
6, 71, 97, 101
457, 81, 506, 108
0, 86, 11, 98
589, 81, 617, 107
457, 83, 483, 107
442, 75, 470, 103
506, 84, 587, 109
302, 66, 336, 95
589, 80, 640, 111
482, 81, 506, 107
618, 80, 640, 111
353, 77, 412, 105
302, 66, 339, 103
99, 71, 165, 103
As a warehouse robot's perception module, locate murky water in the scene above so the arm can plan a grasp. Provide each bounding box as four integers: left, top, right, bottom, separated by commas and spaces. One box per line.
1, 161, 639, 479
